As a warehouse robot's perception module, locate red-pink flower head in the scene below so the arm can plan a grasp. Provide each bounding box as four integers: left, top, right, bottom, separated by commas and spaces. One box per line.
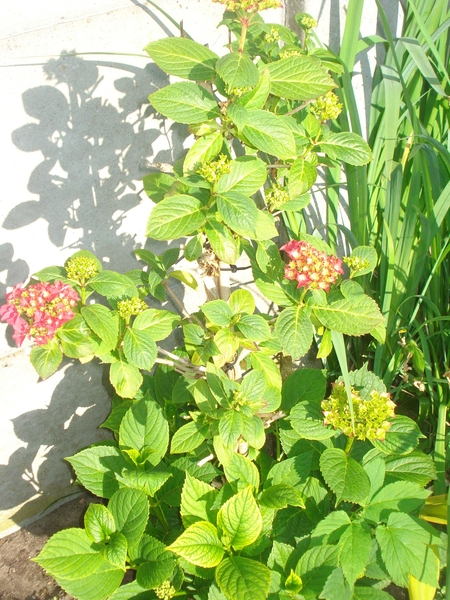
280, 240, 344, 292
0, 281, 79, 346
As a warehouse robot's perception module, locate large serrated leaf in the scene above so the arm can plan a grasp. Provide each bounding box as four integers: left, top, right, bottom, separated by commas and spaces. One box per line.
288, 157, 317, 198
133, 535, 176, 589
205, 218, 240, 265
145, 37, 218, 81
30, 342, 62, 380
88, 271, 138, 299
119, 397, 169, 465
109, 360, 143, 399
149, 82, 220, 124
216, 155, 267, 196
224, 453, 260, 492
216, 556, 271, 600
216, 192, 259, 238
67, 444, 129, 498
371, 415, 423, 455
282, 368, 327, 412
216, 52, 259, 89
84, 504, 116, 543
319, 132, 373, 166
181, 473, 218, 527
184, 131, 224, 174
123, 328, 157, 371
51, 567, 123, 600
384, 451, 437, 486
320, 448, 371, 505
168, 521, 225, 568
108, 488, 149, 548
313, 294, 384, 336
146, 194, 204, 241
171, 420, 209, 454
267, 56, 334, 100
338, 522, 372, 586
361, 480, 430, 523
288, 400, 335, 440
275, 305, 313, 359
133, 308, 180, 341
241, 109, 296, 159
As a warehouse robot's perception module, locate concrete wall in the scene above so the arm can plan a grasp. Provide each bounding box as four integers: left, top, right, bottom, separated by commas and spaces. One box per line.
0, 0, 398, 535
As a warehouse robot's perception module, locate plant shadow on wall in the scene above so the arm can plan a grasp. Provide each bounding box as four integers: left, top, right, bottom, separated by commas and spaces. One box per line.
0, 52, 190, 526
3, 51, 187, 297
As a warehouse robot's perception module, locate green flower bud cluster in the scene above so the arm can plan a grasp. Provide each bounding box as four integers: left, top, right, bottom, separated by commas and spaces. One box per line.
265, 26, 280, 43
197, 154, 232, 184
233, 390, 247, 406
225, 84, 252, 98
66, 255, 99, 282
321, 381, 396, 441
310, 91, 343, 122
300, 15, 317, 29
280, 49, 304, 59
155, 580, 176, 600
265, 184, 290, 210
117, 297, 148, 319
343, 255, 371, 273
212, 0, 282, 12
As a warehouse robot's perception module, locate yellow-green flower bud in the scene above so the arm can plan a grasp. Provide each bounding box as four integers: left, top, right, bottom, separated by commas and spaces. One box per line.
212, 0, 282, 12
310, 91, 343, 122
265, 185, 290, 210
117, 297, 148, 319
300, 15, 317, 29
343, 255, 370, 274
321, 381, 396, 441
197, 154, 232, 184
66, 255, 99, 282
225, 84, 252, 98
265, 26, 280, 43
155, 580, 176, 600
280, 49, 304, 59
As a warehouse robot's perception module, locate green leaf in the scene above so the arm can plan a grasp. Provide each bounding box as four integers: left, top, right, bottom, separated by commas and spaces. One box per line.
265, 454, 312, 489
81, 305, 119, 351
110, 360, 143, 399
168, 521, 225, 568
275, 306, 313, 359
371, 416, 423, 455
133, 309, 180, 342
320, 448, 371, 505
34, 528, 106, 579
224, 453, 260, 492
184, 131, 224, 174
108, 488, 149, 548
149, 82, 221, 124
169, 270, 198, 290
313, 294, 384, 336
267, 56, 334, 100
254, 209, 278, 241
216, 156, 267, 196
184, 233, 204, 261
236, 314, 271, 342
119, 397, 169, 466
311, 511, 351, 541
84, 504, 116, 543
202, 299, 233, 326
32, 265, 68, 282
115, 468, 172, 497
228, 289, 255, 315
30, 342, 62, 380
216, 192, 259, 238
361, 480, 430, 523
66, 444, 129, 498
338, 522, 372, 586
282, 368, 327, 412
206, 218, 240, 265
288, 158, 317, 198
216, 52, 259, 89
123, 328, 157, 371
227, 102, 248, 130
319, 132, 373, 166
143, 172, 175, 203
145, 37, 218, 81
214, 327, 239, 366
384, 451, 437, 486
320, 568, 352, 600
57, 315, 96, 358
352, 588, 395, 600
295, 545, 339, 598
88, 271, 138, 299
146, 194, 204, 241
376, 512, 439, 587
241, 109, 296, 159
54, 568, 123, 600
133, 535, 176, 589
99, 532, 127, 569
239, 68, 271, 109
181, 473, 218, 527
171, 420, 209, 454
288, 401, 335, 440
219, 410, 243, 448
216, 556, 271, 600
259, 484, 305, 509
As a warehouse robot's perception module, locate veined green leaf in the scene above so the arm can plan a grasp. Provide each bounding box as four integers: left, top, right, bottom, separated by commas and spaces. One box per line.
143, 172, 175, 203
180, 473, 218, 527
313, 294, 384, 336
206, 218, 240, 265
146, 194, 204, 241
362, 480, 430, 523
371, 415, 423, 455
288, 158, 317, 198
30, 342, 63, 380
109, 360, 143, 399
216, 556, 271, 600
84, 504, 116, 543
170, 420, 209, 454
267, 55, 334, 100
184, 131, 223, 174
320, 448, 371, 505
108, 488, 149, 548
216, 192, 259, 238
216, 52, 259, 89
275, 305, 313, 359
133, 309, 180, 341
168, 521, 224, 568
319, 132, 373, 166
149, 82, 220, 124
217, 487, 262, 551
145, 37, 218, 81
241, 109, 296, 159
123, 328, 157, 371
338, 521, 372, 585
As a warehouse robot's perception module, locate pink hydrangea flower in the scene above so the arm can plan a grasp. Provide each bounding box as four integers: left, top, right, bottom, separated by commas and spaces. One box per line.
0, 281, 79, 346
280, 240, 344, 292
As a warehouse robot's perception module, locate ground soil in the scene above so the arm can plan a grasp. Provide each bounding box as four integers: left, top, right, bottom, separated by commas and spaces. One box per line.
0, 493, 409, 600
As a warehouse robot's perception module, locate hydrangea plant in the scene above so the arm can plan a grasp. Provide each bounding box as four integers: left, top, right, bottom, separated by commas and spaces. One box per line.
1, 2, 444, 599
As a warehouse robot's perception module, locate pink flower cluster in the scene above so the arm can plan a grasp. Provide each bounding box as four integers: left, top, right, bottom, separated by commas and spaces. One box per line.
0, 281, 79, 346
281, 240, 344, 292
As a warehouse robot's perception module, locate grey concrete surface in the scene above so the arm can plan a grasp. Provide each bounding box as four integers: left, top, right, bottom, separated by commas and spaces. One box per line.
0, 0, 284, 535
